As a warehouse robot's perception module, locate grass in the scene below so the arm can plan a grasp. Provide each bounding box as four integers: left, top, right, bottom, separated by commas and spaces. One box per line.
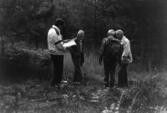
64, 51, 104, 81
0, 46, 167, 113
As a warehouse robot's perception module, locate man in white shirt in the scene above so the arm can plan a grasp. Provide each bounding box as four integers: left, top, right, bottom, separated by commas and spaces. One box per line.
47, 18, 65, 87
115, 29, 133, 87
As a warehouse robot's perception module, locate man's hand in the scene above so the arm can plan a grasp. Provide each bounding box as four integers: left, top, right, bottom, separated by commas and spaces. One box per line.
121, 56, 130, 64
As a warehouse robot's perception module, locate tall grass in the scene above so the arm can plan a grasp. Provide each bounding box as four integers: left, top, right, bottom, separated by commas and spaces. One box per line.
64, 52, 104, 81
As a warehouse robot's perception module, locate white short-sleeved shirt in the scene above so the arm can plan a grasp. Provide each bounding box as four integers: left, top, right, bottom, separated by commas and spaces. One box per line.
121, 36, 133, 63
47, 25, 64, 55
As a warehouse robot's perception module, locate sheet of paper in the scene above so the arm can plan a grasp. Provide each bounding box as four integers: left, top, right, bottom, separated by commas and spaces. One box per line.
63, 39, 76, 48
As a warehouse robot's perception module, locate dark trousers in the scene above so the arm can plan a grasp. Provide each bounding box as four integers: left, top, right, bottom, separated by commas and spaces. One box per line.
103, 58, 117, 87
50, 54, 64, 86
118, 63, 128, 87
71, 54, 82, 82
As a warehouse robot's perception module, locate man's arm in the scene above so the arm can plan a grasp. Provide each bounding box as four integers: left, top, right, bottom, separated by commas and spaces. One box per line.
81, 52, 84, 66
128, 41, 133, 63
80, 39, 84, 66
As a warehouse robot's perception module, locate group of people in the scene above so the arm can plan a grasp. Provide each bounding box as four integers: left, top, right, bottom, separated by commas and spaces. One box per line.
47, 18, 133, 89
99, 29, 133, 88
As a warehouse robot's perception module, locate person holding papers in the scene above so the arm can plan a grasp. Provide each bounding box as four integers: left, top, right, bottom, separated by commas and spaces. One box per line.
47, 18, 65, 88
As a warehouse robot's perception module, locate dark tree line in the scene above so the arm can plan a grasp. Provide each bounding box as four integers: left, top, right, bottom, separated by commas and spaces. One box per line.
0, 0, 167, 70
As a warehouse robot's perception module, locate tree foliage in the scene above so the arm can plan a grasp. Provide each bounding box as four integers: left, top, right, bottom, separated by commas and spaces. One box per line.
0, 0, 166, 68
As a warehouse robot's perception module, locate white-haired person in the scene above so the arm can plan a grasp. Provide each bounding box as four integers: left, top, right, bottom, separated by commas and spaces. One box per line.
115, 29, 133, 87
99, 29, 123, 88
70, 30, 85, 83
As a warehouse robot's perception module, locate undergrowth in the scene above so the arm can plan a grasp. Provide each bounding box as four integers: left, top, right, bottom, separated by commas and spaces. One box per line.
0, 46, 166, 113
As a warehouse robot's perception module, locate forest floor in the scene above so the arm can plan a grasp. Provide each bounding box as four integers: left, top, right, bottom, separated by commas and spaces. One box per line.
0, 76, 167, 113
0, 46, 167, 113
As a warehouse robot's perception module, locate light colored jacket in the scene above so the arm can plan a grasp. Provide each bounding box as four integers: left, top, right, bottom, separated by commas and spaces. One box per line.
47, 25, 64, 55
121, 36, 133, 63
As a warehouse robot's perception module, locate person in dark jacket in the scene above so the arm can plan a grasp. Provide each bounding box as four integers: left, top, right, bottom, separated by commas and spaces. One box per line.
70, 30, 85, 83
99, 29, 123, 88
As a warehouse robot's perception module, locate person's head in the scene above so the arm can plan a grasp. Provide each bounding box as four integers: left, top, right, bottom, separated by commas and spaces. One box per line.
55, 18, 64, 30
107, 29, 115, 37
77, 30, 85, 40
115, 29, 124, 40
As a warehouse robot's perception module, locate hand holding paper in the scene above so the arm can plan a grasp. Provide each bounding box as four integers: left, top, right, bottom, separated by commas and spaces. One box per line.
63, 39, 76, 48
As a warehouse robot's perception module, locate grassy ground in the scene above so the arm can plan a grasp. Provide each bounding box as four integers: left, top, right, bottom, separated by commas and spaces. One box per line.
0, 47, 167, 113
0, 75, 167, 113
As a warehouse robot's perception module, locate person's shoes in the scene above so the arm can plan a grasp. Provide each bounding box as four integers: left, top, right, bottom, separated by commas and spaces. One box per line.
73, 81, 81, 85
61, 80, 68, 84
49, 84, 60, 89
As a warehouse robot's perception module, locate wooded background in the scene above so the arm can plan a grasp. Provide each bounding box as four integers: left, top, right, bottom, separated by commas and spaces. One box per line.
0, 0, 167, 71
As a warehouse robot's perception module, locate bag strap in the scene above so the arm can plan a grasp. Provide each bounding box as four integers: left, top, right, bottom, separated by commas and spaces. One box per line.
52, 27, 60, 35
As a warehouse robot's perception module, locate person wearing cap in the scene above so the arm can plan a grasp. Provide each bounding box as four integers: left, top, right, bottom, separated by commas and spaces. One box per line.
70, 30, 85, 83
99, 29, 123, 88
115, 29, 133, 87
47, 18, 65, 87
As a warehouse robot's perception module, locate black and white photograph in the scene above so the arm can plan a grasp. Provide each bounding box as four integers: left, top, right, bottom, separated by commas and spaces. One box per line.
0, 0, 167, 113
